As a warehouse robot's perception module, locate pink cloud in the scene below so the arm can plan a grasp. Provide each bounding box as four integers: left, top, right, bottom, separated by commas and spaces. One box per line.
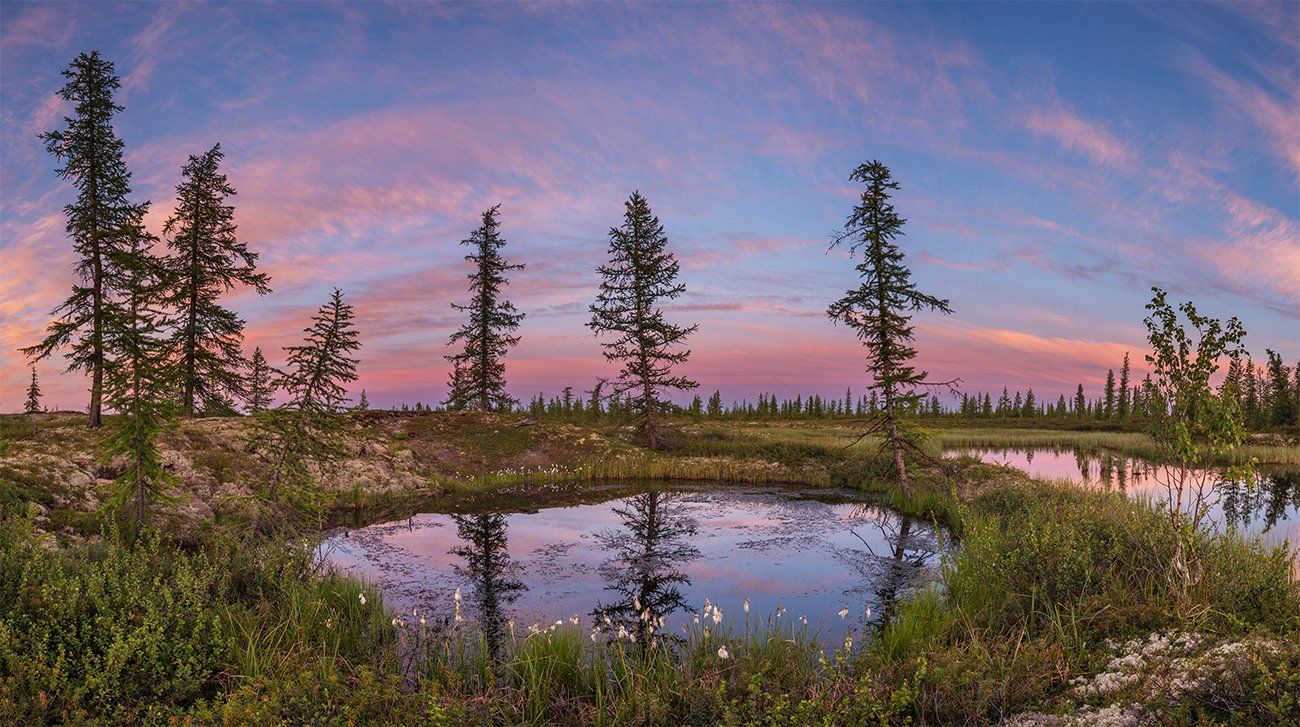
1022, 107, 1135, 169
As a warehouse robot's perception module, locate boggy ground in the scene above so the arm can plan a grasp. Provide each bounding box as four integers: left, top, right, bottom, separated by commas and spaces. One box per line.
1, 411, 1297, 725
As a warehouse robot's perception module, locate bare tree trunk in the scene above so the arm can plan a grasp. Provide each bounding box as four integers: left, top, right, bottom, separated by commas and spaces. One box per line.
882, 385, 910, 496
886, 412, 910, 496
643, 382, 657, 449
134, 451, 145, 527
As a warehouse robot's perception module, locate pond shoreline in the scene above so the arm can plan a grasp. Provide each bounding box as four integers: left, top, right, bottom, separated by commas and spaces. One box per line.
4, 414, 1297, 724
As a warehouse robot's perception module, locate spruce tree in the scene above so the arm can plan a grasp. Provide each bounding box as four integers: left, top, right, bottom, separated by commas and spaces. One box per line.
100, 212, 174, 534
1117, 352, 1131, 420
161, 144, 271, 416
588, 191, 698, 448
250, 289, 360, 499
827, 161, 952, 493
25, 367, 42, 435
357, 389, 370, 412
1103, 369, 1117, 419
1074, 384, 1086, 416
585, 378, 607, 420
1265, 350, 1295, 426
244, 346, 274, 413
22, 52, 141, 428
445, 205, 524, 412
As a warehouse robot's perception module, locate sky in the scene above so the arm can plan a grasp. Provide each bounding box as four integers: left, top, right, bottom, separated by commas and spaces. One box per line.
1, 1, 1297, 412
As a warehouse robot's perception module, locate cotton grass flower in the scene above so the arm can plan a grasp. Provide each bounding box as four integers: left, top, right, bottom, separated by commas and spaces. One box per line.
358, 592, 367, 606
712, 607, 722, 624
742, 599, 749, 614
837, 607, 849, 619
717, 644, 730, 660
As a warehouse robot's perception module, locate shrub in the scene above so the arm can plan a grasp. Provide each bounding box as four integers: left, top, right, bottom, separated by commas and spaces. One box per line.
0, 520, 230, 723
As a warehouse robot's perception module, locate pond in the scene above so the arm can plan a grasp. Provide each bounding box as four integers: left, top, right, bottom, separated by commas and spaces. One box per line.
949, 446, 1300, 562
323, 484, 946, 644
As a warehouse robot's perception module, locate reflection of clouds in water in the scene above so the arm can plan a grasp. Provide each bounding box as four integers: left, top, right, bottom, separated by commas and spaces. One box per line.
953, 447, 1300, 565
322, 486, 948, 633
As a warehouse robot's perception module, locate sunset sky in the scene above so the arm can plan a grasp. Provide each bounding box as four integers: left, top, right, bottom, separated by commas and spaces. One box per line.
2, 1, 1297, 412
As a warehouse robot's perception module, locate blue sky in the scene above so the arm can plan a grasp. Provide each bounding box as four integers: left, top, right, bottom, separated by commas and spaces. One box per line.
2, 1, 1296, 410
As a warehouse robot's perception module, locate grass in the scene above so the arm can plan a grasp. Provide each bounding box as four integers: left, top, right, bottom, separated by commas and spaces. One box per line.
2, 415, 1298, 724
929, 426, 1300, 465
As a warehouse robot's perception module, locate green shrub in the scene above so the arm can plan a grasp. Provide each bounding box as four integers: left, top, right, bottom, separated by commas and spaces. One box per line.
0, 522, 230, 724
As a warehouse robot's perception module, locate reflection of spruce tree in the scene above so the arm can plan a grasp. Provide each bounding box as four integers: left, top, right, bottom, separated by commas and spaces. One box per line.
847, 510, 936, 627
450, 514, 525, 660
594, 493, 700, 648
1221, 471, 1298, 534
1259, 472, 1299, 532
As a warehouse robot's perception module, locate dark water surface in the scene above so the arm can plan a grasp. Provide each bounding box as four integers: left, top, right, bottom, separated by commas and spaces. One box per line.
323, 485, 946, 637
949, 447, 1299, 562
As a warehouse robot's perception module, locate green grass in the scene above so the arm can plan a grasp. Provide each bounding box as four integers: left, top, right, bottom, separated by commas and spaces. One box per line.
930, 426, 1300, 465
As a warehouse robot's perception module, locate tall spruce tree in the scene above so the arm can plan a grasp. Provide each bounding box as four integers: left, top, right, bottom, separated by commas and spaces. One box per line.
1117, 352, 1132, 420
1103, 369, 1117, 419
161, 144, 271, 416
25, 367, 42, 435
25, 367, 41, 415
100, 211, 174, 534
244, 346, 274, 413
250, 289, 360, 499
22, 52, 141, 428
588, 191, 698, 448
444, 205, 525, 412
1265, 350, 1295, 426
827, 161, 953, 494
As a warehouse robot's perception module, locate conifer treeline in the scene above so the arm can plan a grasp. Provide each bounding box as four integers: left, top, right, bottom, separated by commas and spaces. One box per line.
20, 52, 1297, 533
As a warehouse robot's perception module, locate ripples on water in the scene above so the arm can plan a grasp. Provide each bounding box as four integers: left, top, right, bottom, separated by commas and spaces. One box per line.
323, 485, 947, 642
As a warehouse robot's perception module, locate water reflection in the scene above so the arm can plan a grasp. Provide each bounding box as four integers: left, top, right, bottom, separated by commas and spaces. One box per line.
449, 514, 526, 658
843, 509, 940, 627
323, 486, 947, 638
594, 492, 701, 647
951, 447, 1300, 560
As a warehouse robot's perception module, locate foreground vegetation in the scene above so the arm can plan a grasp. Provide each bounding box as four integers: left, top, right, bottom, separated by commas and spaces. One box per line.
2, 417, 1297, 725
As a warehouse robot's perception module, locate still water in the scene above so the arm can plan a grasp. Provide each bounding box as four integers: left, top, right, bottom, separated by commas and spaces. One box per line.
323, 485, 945, 639
949, 447, 1300, 560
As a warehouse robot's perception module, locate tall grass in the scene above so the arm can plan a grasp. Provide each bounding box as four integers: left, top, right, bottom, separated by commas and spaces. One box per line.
931, 427, 1300, 465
